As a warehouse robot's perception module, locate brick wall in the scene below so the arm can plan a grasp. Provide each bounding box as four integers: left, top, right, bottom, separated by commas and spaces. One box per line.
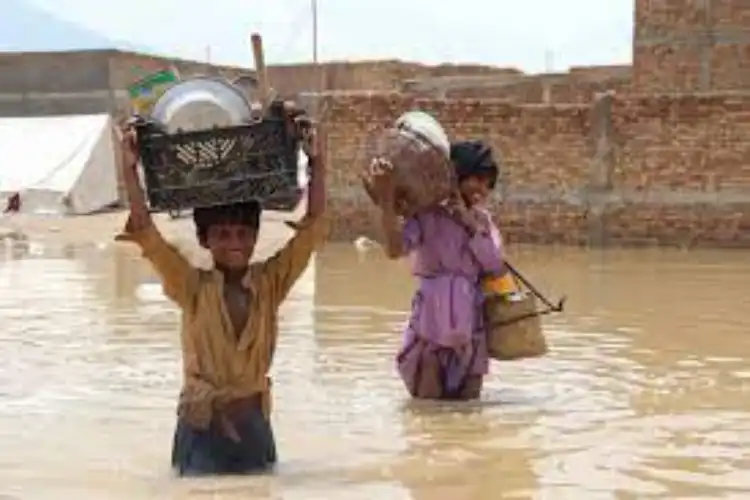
605, 93, 750, 246
403, 66, 632, 104
440, 75, 630, 103
632, 0, 750, 92
320, 93, 591, 244
319, 92, 750, 248
265, 61, 520, 98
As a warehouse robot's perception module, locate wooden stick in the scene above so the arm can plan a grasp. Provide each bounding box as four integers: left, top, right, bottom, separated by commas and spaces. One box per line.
250, 33, 271, 108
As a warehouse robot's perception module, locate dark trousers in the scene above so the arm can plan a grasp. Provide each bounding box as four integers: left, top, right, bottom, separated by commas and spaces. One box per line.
171, 405, 277, 476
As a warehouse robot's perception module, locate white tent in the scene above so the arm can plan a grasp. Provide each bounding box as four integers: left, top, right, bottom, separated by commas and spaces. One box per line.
0, 114, 120, 215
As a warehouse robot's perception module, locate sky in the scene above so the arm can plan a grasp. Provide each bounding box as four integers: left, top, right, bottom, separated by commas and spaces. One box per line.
24, 0, 634, 73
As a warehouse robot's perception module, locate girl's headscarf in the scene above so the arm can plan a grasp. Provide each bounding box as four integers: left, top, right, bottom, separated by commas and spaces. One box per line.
450, 140, 499, 189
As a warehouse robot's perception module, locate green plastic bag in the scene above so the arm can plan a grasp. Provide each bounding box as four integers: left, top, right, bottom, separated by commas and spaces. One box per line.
127, 68, 180, 114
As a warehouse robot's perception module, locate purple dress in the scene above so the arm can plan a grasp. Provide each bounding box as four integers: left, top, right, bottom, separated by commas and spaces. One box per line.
396, 206, 505, 396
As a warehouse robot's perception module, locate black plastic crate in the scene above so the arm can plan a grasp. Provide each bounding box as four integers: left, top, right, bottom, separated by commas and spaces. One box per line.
133, 111, 303, 212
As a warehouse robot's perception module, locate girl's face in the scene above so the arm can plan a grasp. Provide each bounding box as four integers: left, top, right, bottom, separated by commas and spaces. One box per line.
459, 175, 493, 207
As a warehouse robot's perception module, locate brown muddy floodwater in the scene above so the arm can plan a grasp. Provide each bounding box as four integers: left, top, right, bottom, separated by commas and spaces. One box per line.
1, 214, 750, 499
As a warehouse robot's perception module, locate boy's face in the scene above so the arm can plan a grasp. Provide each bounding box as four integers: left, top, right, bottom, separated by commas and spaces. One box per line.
459, 175, 492, 207
203, 223, 258, 270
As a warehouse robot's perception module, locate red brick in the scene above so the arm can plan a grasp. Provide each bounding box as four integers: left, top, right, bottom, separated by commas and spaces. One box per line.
317, 92, 750, 248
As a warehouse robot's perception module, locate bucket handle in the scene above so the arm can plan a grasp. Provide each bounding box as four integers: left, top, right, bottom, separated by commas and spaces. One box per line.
484, 261, 566, 328
505, 261, 566, 313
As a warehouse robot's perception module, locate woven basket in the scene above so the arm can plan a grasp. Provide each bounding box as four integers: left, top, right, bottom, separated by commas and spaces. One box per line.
133, 104, 302, 213
484, 292, 548, 361
361, 127, 453, 217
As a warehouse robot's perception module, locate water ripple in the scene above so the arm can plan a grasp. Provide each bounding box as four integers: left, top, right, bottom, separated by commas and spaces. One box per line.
1, 241, 750, 499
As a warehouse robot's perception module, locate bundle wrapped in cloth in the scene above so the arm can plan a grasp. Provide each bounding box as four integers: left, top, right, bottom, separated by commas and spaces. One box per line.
361, 111, 454, 216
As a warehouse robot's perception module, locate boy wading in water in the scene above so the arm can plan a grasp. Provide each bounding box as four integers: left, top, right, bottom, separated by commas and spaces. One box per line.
116, 109, 326, 476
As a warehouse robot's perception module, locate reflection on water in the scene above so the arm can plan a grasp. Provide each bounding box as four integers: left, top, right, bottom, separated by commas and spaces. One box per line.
2, 238, 750, 499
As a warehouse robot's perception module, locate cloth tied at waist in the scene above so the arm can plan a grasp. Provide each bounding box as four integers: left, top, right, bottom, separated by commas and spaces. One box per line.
178, 377, 271, 442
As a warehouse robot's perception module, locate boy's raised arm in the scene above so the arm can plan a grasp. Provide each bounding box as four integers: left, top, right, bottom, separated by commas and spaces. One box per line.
262, 119, 327, 305
114, 127, 197, 306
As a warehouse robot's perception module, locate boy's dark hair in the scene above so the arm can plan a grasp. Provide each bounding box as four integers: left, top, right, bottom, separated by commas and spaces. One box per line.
450, 140, 499, 189
192, 200, 262, 244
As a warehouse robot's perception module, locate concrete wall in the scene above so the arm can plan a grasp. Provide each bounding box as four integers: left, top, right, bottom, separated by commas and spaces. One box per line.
0, 50, 256, 119
0, 51, 112, 116
320, 92, 750, 248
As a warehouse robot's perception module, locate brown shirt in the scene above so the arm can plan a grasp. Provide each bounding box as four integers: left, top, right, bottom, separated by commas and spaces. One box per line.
116, 216, 325, 429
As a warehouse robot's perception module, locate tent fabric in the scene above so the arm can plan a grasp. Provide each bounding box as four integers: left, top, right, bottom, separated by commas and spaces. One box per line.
0, 114, 120, 215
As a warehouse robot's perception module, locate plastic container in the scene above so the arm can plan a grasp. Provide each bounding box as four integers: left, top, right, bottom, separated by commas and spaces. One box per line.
133, 100, 303, 212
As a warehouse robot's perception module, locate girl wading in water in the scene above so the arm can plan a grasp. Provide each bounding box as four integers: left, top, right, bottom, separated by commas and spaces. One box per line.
373, 140, 510, 400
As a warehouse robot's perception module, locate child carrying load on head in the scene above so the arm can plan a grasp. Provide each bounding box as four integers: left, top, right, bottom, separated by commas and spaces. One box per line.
373, 139, 513, 400
116, 105, 326, 476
